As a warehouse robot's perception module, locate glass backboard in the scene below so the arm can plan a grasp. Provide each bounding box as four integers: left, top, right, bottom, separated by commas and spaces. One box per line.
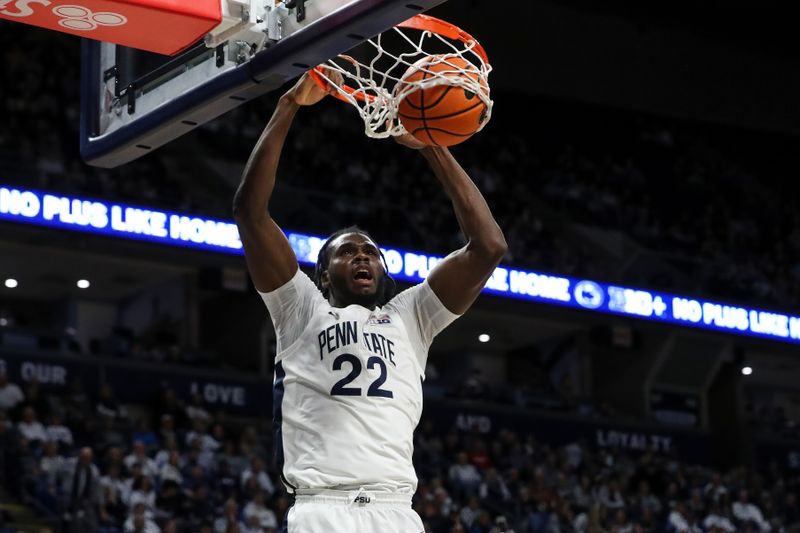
80, 0, 448, 168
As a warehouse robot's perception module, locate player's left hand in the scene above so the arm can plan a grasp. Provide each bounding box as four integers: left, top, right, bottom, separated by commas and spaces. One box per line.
393, 132, 429, 150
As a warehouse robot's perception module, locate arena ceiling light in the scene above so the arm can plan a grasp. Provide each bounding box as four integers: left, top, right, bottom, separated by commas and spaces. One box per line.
741, 366, 753, 376
77, 279, 91, 289
478, 333, 491, 343
4, 278, 18, 288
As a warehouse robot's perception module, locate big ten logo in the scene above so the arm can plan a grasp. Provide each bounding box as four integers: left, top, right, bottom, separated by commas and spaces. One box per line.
455, 413, 492, 433
191, 382, 246, 407
20, 362, 67, 385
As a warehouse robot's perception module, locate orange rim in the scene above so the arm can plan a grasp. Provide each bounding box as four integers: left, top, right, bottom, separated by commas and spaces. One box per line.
309, 13, 490, 105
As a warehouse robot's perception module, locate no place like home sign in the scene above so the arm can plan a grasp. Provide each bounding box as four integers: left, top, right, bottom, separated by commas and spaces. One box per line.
2, 185, 800, 346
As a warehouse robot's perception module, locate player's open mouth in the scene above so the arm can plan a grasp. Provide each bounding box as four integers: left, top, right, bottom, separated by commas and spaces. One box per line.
353, 268, 373, 286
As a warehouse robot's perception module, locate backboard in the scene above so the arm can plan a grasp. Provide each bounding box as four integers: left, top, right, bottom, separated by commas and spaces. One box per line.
80, 0, 448, 168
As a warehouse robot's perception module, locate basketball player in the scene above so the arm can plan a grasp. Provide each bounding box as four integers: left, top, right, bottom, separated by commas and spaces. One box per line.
233, 72, 506, 532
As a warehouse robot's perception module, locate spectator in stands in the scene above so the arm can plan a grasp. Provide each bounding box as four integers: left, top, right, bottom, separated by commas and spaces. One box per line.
155, 479, 185, 522
240, 456, 274, 498
635, 480, 663, 516
158, 414, 178, 447
96, 382, 128, 421
62, 447, 102, 533
187, 434, 216, 472
214, 498, 245, 533
125, 440, 159, 479
732, 489, 771, 532
45, 413, 74, 451
159, 450, 183, 486
16, 406, 47, 446
186, 482, 215, 527
243, 489, 278, 530
154, 434, 179, 470
460, 496, 483, 529
95, 414, 127, 451
128, 475, 157, 519
186, 417, 220, 452
123, 501, 160, 533
99, 463, 128, 526
0, 369, 24, 412
210, 422, 226, 451
611, 508, 634, 533
479, 467, 511, 508
39, 439, 65, 486
154, 387, 186, 429
704, 501, 736, 532
571, 474, 594, 510
218, 440, 250, 480
782, 492, 800, 529
104, 446, 126, 475
239, 425, 267, 459
63, 377, 92, 434
596, 477, 626, 510
214, 458, 240, 502
186, 391, 211, 422
183, 463, 209, 496
19, 379, 49, 421
449, 452, 483, 498
489, 515, 514, 533
667, 501, 696, 533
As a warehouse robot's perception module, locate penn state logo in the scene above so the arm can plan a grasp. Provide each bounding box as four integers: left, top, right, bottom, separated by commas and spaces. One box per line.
369, 314, 391, 325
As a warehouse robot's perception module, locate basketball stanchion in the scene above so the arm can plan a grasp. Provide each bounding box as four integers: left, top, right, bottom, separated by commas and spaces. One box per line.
309, 14, 493, 147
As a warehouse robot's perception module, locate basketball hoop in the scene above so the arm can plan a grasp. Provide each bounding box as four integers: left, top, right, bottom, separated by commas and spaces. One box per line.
309, 14, 492, 140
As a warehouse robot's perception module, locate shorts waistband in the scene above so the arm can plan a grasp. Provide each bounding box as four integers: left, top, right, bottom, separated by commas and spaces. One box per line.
294, 488, 412, 506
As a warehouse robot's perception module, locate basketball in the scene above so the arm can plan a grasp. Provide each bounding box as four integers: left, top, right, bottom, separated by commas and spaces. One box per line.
397, 54, 489, 147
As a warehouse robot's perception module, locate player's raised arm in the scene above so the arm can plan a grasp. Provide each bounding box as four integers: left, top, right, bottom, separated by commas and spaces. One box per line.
398, 137, 507, 314
233, 73, 335, 292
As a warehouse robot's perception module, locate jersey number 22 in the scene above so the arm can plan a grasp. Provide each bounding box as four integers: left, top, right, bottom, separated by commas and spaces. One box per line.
330, 354, 393, 398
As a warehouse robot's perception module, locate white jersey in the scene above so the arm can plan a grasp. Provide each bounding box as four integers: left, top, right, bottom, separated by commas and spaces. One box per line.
260, 269, 458, 494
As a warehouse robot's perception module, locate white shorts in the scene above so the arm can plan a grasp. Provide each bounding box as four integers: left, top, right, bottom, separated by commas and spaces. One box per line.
285, 489, 424, 533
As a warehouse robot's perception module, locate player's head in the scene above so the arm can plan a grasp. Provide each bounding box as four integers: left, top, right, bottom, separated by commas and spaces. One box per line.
314, 226, 396, 309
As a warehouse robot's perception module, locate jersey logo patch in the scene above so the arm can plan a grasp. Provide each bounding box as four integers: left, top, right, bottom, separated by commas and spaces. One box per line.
369, 314, 392, 325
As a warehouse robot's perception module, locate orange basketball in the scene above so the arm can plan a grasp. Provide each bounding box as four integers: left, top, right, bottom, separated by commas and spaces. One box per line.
397, 54, 489, 147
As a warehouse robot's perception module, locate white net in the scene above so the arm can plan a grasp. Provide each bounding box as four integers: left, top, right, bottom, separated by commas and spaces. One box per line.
311, 15, 493, 139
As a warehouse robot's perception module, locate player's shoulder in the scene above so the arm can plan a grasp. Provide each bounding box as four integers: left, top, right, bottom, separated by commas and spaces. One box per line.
259, 268, 324, 302
383, 281, 422, 308
382, 280, 435, 317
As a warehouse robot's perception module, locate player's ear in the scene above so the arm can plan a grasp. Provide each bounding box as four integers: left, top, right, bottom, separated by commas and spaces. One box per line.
320, 270, 330, 290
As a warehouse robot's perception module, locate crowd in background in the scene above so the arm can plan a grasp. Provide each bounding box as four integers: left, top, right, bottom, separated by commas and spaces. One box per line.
3, 21, 800, 532
2, 370, 800, 532
2, 24, 800, 311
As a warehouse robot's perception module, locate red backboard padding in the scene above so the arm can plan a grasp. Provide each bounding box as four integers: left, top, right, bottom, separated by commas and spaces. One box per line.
0, 0, 222, 55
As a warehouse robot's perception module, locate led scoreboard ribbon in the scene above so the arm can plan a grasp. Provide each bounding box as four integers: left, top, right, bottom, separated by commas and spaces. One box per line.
2, 185, 799, 345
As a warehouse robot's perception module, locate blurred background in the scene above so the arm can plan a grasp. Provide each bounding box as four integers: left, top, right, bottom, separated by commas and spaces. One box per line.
1, 1, 800, 532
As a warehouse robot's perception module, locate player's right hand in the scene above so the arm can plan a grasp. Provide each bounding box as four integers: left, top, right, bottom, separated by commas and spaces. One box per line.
287, 70, 342, 106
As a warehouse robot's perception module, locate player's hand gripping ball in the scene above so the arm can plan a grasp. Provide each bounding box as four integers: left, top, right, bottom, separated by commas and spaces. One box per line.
397, 54, 489, 147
